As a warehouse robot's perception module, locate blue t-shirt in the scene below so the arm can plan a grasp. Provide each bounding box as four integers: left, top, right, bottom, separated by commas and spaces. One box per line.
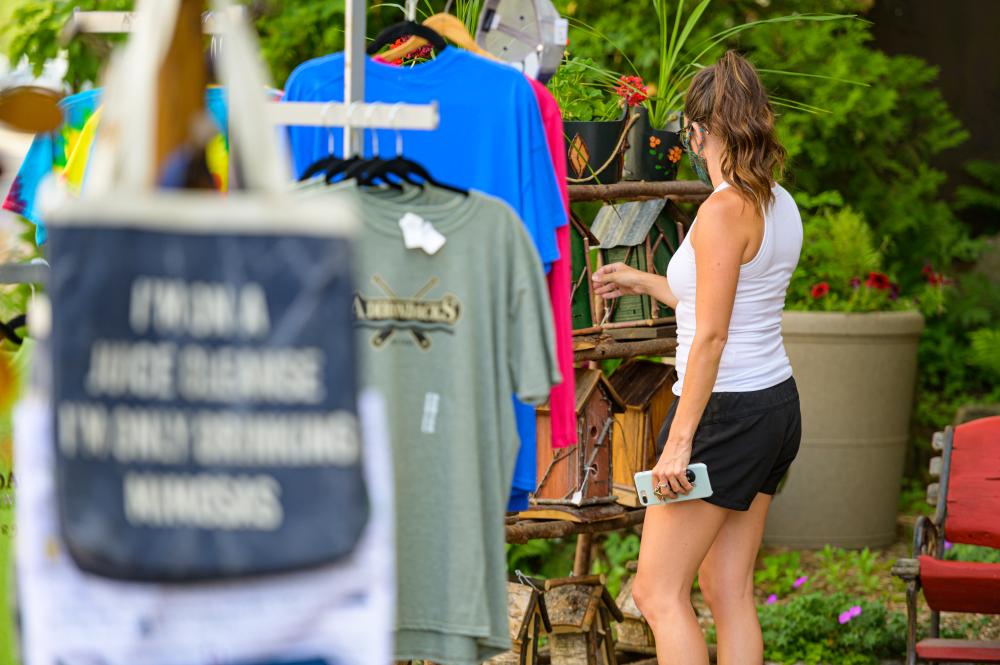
283, 48, 565, 268
283, 48, 566, 511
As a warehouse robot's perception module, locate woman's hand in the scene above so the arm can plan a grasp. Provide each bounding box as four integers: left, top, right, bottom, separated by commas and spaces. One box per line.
651, 436, 695, 500
592, 262, 648, 299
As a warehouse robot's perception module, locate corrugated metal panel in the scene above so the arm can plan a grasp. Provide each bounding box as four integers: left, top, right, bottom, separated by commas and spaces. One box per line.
592, 200, 667, 249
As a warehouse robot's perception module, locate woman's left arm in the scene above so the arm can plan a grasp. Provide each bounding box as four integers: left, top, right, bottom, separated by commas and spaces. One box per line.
654, 194, 751, 497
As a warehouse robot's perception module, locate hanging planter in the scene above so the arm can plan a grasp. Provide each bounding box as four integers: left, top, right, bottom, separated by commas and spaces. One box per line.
564, 112, 632, 186
623, 106, 682, 182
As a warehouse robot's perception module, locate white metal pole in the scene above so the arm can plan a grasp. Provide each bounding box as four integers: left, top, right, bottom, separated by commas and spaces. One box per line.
344, 0, 366, 157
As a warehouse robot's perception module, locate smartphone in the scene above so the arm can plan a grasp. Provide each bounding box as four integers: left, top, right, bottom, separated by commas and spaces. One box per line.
634, 463, 713, 506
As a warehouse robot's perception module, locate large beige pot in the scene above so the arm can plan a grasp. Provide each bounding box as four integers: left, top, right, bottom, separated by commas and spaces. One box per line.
763, 310, 924, 549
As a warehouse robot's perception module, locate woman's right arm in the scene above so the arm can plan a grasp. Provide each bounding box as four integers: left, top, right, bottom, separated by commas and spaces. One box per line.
592, 262, 678, 309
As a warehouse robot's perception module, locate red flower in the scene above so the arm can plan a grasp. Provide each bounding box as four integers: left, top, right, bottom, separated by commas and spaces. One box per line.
615, 75, 648, 107
865, 272, 891, 290
921, 265, 951, 287
849, 277, 861, 289
810, 282, 830, 299
387, 36, 432, 64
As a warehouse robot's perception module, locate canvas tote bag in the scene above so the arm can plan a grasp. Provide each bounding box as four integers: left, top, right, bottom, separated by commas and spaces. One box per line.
44, 0, 369, 581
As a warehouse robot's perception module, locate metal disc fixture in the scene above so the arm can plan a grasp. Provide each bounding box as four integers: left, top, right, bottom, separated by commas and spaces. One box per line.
475, 0, 567, 84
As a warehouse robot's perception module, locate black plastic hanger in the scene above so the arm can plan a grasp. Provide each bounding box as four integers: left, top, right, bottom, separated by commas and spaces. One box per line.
0, 314, 26, 346
300, 154, 345, 181
367, 21, 448, 56
360, 155, 467, 195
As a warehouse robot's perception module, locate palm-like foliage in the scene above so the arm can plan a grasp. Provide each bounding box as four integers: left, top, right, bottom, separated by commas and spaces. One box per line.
644, 1, 865, 128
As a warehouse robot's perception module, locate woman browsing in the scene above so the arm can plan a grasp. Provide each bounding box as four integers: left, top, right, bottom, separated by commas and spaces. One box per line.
592, 51, 803, 665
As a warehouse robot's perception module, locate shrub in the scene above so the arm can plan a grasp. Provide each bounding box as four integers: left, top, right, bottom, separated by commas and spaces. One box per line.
759, 592, 907, 665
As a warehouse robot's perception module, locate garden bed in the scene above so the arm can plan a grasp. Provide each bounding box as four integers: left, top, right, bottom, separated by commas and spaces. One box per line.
510, 501, 1000, 664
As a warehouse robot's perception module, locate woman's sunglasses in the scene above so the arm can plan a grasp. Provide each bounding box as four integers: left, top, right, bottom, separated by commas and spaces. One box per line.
678, 117, 705, 150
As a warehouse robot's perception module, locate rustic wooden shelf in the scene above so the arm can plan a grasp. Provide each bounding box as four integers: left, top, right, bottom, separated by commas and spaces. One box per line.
505, 505, 646, 545
573, 329, 678, 362
568, 180, 713, 203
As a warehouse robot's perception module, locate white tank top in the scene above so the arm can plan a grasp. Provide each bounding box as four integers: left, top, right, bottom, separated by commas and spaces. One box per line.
667, 181, 803, 396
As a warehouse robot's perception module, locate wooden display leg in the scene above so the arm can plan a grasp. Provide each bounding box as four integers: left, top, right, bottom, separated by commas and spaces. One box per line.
573, 533, 593, 576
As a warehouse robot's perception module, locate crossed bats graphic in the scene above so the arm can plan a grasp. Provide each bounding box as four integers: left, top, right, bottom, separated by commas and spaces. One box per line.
370, 275, 438, 350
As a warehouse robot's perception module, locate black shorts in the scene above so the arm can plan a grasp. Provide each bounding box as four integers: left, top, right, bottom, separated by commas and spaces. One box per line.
656, 376, 801, 511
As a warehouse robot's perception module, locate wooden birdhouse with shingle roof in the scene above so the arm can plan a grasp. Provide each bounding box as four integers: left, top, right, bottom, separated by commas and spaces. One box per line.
534, 368, 624, 507
544, 575, 624, 665
608, 359, 677, 507
486, 578, 552, 665
591, 199, 682, 324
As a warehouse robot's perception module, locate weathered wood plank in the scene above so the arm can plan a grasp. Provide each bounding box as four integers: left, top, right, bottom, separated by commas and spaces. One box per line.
506, 508, 646, 544
569, 181, 713, 203
574, 337, 678, 362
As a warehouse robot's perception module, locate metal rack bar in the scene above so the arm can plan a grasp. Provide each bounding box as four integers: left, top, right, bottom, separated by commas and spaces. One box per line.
0, 262, 50, 285
266, 101, 439, 130
60, 8, 243, 41
343, 0, 367, 157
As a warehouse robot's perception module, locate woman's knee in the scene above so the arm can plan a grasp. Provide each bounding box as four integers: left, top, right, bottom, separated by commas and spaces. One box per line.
633, 573, 691, 626
698, 568, 753, 612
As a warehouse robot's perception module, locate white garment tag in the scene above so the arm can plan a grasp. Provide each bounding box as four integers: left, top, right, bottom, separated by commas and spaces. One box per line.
398, 213, 426, 250
420, 222, 446, 255
398, 213, 447, 255
420, 392, 441, 434
571, 490, 583, 506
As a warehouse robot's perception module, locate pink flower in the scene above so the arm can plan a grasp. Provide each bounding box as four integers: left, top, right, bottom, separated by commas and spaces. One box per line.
838, 605, 863, 624
766, 594, 778, 605
944, 540, 953, 550
793, 576, 808, 588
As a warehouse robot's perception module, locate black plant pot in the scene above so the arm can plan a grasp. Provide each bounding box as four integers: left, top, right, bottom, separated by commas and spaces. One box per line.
623, 106, 682, 182
564, 114, 628, 185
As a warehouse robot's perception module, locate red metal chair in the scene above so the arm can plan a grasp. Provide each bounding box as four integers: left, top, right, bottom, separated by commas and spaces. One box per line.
893, 416, 1000, 664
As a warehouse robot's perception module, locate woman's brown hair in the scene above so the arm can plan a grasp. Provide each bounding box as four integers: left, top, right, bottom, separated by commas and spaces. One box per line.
684, 50, 786, 212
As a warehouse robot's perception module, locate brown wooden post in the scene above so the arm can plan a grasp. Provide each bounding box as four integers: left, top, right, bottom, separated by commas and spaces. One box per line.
644, 236, 658, 313
155, 0, 207, 186
573, 533, 593, 576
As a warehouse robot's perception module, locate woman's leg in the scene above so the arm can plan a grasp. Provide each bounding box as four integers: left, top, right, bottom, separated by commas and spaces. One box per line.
633, 499, 730, 665
697, 492, 772, 665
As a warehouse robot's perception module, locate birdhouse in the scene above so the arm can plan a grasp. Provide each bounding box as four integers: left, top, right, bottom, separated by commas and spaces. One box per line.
544, 575, 624, 665
615, 561, 656, 656
570, 214, 600, 330
608, 360, 678, 507
535, 368, 624, 507
590, 200, 681, 324
486, 580, 552, 665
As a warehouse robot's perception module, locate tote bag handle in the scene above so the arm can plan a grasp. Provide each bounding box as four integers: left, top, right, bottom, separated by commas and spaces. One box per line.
86, 0, 290, 197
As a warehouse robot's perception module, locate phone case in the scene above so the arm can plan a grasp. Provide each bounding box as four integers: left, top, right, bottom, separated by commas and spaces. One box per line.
634, 463, 713, 506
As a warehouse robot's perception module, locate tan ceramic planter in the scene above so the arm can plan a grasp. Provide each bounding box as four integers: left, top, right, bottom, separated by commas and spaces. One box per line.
763, 310, 924, 549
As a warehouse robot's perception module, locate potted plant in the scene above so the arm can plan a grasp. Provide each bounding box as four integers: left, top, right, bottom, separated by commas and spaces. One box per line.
762, 200, 945, 550
620, 1, 859, 182
547, 56, 632, 185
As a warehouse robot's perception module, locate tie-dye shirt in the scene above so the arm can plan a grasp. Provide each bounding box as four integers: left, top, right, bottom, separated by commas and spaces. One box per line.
2, 88, 232, 245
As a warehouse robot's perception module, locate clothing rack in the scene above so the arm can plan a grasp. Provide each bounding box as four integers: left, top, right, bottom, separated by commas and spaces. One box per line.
63, 2, 441, 153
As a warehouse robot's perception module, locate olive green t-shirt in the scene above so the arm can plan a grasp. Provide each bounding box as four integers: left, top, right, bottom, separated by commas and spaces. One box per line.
355, 187, 559, 664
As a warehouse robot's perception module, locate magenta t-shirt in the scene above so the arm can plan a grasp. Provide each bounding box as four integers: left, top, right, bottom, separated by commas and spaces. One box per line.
529, 78, 576, 449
